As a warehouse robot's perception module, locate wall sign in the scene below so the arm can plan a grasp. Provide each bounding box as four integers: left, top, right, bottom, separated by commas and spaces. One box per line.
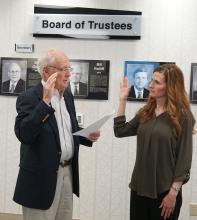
15, 44, 34, 53
33, 5, 142, 40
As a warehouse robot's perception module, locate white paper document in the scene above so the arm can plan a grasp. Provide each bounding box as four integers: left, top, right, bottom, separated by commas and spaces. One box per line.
73, 110, 115, 137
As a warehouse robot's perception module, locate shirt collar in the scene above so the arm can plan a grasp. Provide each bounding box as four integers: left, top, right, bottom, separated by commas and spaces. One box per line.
134, 87, 144, 96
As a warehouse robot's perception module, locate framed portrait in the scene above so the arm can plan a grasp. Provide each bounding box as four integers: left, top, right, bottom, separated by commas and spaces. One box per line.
0, 58, 27, 96
69, 60, 89, 98
0, 57, 41, 96
124, 61, 174, 101
69, 59, 110, 100
190, 63, 197, 104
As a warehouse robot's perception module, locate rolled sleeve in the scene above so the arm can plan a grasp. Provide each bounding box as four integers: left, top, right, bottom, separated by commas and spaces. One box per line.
173, 114, 194, 184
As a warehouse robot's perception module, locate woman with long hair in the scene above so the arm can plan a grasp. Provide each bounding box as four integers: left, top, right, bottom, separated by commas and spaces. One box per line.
114, 64, 195, 220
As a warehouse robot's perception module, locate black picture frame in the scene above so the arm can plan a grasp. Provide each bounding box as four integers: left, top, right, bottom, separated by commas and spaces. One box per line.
190, 63, 197, 104
0, 58, 27, 96
124, 61, 175, 102
69, 59, 110, 100
0, 57, 41, 96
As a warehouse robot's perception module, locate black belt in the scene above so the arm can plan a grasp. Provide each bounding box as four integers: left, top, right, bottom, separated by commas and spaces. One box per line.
59, 159, 72, 167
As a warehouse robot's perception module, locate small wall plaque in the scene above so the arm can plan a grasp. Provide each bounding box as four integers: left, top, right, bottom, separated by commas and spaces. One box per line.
15, 44, 34, 53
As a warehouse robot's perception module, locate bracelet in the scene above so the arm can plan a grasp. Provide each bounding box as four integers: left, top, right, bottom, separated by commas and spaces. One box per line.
171, 185, 180, 192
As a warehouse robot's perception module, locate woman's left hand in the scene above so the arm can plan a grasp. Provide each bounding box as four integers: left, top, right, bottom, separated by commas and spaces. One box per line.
88, 130, 100, 142
159, 191, 177, 219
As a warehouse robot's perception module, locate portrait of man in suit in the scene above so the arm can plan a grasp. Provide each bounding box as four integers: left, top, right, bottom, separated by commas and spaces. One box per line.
128, 67, 149, 99
1, 61, 26, 94
69, 62, 88, 97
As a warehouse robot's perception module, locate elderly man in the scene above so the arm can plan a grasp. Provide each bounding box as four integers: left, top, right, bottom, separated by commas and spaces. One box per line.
13, 49, 100, 220
69, 63, 88, 97
2, 62, 26, 94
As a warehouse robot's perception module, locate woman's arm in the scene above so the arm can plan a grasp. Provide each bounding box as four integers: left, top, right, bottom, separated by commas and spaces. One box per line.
114, 77, 139, 137
116, 77, 130, 117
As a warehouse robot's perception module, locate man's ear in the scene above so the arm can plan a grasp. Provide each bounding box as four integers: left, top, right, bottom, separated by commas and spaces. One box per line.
42, 66, 50, 81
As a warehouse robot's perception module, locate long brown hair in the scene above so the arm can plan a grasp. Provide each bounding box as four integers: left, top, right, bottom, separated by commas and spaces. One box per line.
137, 64, 195, 137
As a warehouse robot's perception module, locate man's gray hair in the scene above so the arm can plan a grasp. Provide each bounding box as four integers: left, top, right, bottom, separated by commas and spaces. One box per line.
37, 49, 57, 76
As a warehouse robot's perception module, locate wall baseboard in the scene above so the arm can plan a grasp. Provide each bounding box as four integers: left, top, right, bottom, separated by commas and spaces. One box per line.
0, 213, 80, 220
0, 213, 22, 220
190, 203, 197, 216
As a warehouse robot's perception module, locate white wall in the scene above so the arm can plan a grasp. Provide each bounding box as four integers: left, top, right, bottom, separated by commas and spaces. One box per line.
0, 0, 197, 220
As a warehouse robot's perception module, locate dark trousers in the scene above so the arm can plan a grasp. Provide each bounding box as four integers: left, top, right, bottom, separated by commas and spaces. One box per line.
130, 190, 182, 220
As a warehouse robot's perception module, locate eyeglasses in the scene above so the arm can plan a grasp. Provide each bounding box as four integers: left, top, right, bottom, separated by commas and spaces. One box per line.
48, 66, 73, 72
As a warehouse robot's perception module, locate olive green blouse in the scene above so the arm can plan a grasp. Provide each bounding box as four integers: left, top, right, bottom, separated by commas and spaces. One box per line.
114, 112, 193, 199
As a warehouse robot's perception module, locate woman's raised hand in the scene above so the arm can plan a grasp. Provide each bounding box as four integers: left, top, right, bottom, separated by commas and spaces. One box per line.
119, 77, 130, 101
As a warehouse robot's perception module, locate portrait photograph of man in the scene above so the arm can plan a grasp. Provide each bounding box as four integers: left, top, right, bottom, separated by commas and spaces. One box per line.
125, 61, 155, 101
69, 61, 89, 98
1, 58, 27, 95
128, 67, 150, 99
